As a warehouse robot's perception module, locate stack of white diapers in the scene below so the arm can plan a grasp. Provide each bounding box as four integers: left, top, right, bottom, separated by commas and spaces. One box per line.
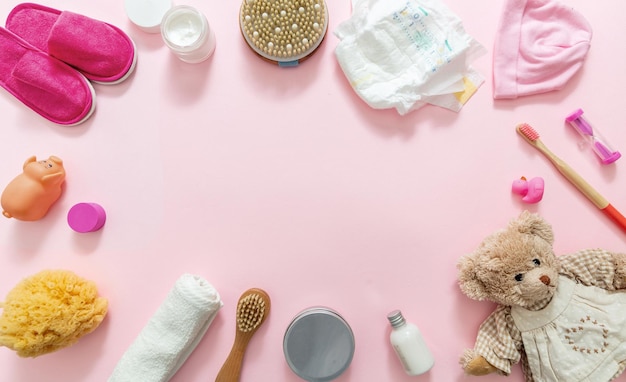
335, 0, 486, 115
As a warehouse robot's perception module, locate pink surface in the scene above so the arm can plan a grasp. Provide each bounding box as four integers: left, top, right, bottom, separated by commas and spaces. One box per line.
1, 0, 626, 381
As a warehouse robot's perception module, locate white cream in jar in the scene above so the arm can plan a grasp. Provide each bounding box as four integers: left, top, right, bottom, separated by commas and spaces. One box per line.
161, 5, 216, 63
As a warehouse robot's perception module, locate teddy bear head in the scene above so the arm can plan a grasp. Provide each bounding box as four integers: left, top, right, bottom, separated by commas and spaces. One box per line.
457, 211, 559, 308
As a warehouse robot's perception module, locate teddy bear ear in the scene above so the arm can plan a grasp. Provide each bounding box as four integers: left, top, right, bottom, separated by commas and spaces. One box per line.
457, 254, 490, 301
511, 210, 554, 245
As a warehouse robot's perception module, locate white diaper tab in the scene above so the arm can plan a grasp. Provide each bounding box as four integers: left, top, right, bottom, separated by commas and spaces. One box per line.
335, 0, 486, 115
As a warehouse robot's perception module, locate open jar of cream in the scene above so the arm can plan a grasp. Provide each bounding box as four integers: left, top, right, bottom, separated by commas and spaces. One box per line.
161, 5, 216, 63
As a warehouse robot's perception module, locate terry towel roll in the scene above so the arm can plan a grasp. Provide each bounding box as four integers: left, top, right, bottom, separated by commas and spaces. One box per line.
109, 274, 223, 382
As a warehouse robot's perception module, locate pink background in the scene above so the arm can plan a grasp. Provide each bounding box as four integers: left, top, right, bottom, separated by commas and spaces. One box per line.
1, 0, 626, 381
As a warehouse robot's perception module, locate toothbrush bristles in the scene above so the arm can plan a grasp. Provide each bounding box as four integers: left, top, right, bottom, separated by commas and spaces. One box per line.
517, 123, 540, 141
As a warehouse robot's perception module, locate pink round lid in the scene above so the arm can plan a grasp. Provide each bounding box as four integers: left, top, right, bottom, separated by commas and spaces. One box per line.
67, 203, 106, 233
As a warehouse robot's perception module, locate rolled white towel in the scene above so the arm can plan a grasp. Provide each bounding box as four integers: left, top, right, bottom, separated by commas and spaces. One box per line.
109, 274, 223, 382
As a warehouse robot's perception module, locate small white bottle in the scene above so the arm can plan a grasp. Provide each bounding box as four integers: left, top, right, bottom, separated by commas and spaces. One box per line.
387, 310, 434, 376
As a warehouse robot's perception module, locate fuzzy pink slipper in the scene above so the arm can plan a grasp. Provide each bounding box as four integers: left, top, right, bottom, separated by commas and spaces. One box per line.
0, 27, 95, 125
6, 3, 137, 85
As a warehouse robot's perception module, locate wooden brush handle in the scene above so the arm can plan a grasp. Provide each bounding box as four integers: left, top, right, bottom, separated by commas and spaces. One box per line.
215, 335, 251, 382
215, 288, 270, 381
535, 140, 608, 208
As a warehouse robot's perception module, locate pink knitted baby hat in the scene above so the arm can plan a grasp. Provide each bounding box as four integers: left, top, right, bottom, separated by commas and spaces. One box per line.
493, 0, 592, 99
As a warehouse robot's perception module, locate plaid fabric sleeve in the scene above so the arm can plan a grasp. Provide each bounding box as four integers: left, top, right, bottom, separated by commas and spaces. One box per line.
558, 248, 625, 290
472, 304, 522, 375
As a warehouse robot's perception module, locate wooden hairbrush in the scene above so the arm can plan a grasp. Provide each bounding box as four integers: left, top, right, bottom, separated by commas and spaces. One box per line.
215, 288, 271, 382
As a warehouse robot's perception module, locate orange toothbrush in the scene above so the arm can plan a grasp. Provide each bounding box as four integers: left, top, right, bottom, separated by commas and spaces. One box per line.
215, 288, 271, 382
516, 123, 626, 233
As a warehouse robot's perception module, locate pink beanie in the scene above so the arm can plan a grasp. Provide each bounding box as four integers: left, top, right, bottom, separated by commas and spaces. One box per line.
493, 0, 592, 99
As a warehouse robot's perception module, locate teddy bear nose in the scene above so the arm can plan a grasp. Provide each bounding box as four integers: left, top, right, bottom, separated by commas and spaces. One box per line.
539, 275, 551, 285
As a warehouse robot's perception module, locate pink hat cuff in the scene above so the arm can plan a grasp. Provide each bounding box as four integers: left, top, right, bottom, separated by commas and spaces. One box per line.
492, 0, 526, 99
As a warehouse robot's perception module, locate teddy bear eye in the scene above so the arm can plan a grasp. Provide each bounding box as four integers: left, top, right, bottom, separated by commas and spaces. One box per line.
533, 259, 541, 266
515, 274, 523, 282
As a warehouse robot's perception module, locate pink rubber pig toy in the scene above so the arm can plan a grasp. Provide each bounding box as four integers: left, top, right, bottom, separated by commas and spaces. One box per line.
1, 156, 66, 221
511, 176, 544, 204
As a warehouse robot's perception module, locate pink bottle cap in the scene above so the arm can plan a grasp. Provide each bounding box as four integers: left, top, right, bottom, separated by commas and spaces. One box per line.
67, 203, 106, 233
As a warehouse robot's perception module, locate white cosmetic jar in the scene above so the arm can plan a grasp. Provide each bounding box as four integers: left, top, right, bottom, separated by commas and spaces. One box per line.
161, 5, 216, 63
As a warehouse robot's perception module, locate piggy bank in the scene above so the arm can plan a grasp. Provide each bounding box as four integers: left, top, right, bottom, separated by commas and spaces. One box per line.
1, 156, 66, 221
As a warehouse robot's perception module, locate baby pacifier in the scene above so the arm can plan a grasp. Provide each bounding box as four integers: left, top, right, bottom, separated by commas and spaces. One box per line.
512, 176, 544, 204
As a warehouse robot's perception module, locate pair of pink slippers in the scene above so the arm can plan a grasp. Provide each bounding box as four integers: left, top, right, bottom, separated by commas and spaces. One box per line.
0, 3, 137, 126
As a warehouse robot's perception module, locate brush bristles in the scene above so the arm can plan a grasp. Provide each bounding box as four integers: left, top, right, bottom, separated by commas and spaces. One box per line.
240, 0, 327, 60
517, 123, 540, 141
237, 293, 267, 332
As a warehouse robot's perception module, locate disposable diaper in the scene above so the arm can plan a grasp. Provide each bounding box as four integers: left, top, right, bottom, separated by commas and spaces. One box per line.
335, 0, 486, 115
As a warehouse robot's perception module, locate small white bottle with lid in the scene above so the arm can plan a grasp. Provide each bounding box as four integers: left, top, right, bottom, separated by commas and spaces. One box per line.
387, 310, 434, 376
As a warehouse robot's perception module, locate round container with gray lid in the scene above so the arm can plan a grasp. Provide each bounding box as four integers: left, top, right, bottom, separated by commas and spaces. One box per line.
283, 307, 355, 381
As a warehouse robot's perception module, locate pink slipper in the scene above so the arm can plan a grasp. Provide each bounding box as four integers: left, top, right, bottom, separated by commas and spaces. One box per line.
6, 3, 137, 84
0, 27, 95, 125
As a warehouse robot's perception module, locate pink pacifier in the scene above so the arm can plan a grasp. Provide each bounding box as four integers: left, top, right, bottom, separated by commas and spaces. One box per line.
512, 176, 544, 204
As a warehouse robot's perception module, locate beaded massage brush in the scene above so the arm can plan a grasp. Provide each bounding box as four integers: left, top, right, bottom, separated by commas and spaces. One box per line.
239, 0, 328, 66
215, 288, 271, 382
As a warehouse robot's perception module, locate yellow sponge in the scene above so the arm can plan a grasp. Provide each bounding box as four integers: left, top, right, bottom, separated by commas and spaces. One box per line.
0, 269, 108, 357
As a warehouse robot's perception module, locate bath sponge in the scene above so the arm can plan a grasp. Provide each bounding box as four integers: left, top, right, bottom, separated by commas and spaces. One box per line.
0, 269, 108, 357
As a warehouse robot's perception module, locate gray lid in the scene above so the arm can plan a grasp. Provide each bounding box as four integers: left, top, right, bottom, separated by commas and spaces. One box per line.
387, 310, 406, 328
283, 307, 355, 382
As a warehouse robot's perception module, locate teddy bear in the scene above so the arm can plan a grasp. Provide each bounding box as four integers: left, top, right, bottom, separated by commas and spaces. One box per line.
457, 210, 626, 382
